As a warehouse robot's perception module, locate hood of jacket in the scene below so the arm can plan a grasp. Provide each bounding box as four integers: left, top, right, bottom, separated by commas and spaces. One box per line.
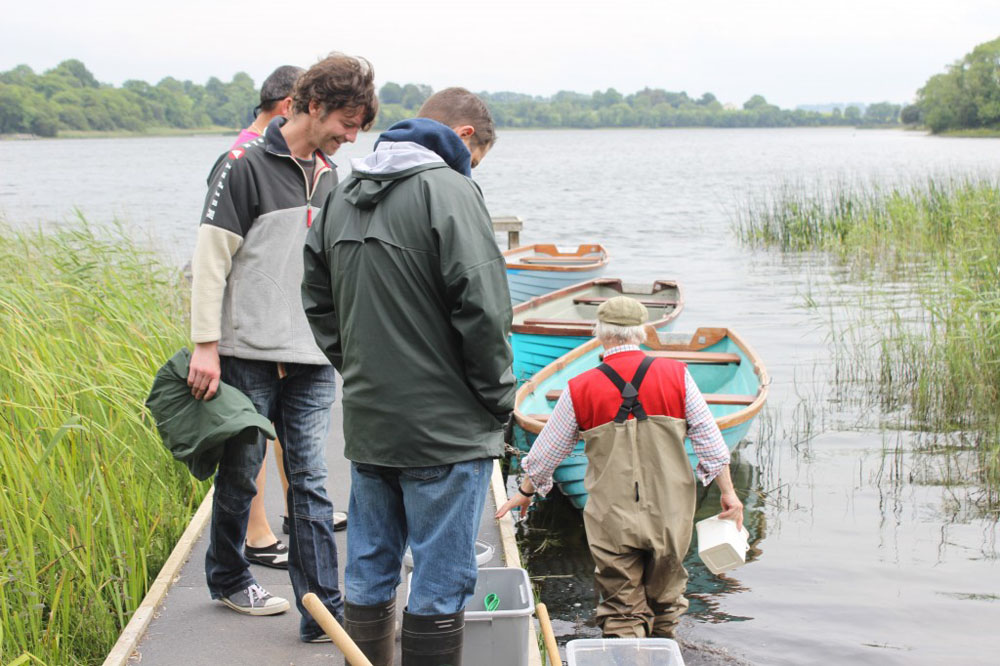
343, 118, 472, 210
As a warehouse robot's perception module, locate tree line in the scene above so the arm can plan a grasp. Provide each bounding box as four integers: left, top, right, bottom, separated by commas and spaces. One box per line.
374, 84, 900, 130
0, 60, 257, 136
910, 36, 1000, 133
0, 59, 906, 138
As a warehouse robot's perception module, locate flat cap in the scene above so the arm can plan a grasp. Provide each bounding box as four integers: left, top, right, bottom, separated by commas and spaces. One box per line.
597, 296, 648, 326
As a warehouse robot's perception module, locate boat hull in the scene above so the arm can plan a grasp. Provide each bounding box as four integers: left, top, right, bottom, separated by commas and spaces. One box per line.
510, 278, 683, 382
507, 267, 607, 304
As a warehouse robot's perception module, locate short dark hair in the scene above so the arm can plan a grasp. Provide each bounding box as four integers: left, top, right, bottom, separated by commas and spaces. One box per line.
259, 65, 304, 112
418, 87, 496, 149
292, 53, 378, 130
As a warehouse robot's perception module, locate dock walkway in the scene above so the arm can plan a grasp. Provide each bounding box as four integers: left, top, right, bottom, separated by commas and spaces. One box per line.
115, 386, 539, 665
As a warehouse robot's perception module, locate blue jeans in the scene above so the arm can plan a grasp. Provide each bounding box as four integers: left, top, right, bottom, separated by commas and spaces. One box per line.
346, 458, 492, 615
205, 356, 342, 640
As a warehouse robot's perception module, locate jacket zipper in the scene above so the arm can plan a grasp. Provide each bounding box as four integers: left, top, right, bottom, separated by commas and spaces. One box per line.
287, 153, 330, 227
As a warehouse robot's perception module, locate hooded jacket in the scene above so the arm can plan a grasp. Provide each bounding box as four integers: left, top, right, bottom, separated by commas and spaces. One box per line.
302, 118, 515, 466
146, 348, 276, 480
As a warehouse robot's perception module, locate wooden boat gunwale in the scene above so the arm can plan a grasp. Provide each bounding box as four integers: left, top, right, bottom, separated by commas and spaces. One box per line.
503, 243, 610, 272
511, 278, 685, 337
513, 326, 769, 435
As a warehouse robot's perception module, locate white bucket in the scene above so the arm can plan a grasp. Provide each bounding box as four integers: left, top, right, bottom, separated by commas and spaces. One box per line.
403, 539, 494, 573
695, 514, 749, 575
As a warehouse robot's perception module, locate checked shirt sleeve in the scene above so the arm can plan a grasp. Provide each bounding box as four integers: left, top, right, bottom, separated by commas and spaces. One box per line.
521, 390, 580, 497
685, 368, 730, 485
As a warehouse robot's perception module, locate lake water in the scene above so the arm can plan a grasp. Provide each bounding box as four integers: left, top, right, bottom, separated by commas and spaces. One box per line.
2, 128, 999, 665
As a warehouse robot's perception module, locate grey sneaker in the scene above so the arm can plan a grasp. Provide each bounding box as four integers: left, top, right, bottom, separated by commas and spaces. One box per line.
220, 583, 290, 616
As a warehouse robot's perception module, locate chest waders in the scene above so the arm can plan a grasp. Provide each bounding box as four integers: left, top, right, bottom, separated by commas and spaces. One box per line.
580, 356, 697, 638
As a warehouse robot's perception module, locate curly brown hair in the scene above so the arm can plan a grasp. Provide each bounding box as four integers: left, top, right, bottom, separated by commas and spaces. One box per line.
292, 53, 379, 130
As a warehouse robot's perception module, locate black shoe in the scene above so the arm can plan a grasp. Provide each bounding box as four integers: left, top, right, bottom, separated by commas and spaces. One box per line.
345, 599, 396, 666
283, 512, 347, 534
244, 540, 289, 569
402, 609, 464, 665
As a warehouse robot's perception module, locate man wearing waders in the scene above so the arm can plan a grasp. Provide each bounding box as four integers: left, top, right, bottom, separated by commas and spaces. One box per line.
497, 296, 744, 639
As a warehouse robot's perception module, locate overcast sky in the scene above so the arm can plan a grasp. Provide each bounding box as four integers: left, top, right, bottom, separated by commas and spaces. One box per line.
4, 0, 998, 108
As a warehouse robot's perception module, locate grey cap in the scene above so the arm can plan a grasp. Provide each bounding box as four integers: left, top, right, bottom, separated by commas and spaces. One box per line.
597, 296, 648, 326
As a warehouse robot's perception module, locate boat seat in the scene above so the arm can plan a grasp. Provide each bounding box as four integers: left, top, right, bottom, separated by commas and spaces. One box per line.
645, 350, 740, 363
572, 296, 679, 307
517, 256, 597, 265
521, 317, 596, 326
544, 390, 756, 405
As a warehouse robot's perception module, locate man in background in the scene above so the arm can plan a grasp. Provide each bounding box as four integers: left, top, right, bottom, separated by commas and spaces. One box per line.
303, 88, 514, 665
187, 53, 377, 642
232, 65, 302, 147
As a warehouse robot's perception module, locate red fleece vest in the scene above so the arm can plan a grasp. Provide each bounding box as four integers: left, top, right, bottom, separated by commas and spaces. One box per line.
568, 351, 687, 431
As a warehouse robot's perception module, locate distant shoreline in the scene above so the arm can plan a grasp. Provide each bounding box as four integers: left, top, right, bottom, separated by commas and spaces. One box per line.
5, 125, 995, 141
0, 126, 234, 141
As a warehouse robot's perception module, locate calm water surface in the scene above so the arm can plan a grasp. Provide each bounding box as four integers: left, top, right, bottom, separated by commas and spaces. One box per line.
2, 128, 999, 665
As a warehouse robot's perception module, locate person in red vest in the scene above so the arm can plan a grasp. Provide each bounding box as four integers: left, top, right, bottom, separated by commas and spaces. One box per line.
497, 295, 743, 639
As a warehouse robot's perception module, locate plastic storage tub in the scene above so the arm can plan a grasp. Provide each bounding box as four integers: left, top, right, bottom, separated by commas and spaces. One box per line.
462, 567, 533, 666
566, 638, 685, 666
695, 514, 750, 574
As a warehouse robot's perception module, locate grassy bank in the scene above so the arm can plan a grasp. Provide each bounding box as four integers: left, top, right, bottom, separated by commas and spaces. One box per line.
736, 177, 1000, 488
0, 221, 206, 665
938, 128, 1000, 138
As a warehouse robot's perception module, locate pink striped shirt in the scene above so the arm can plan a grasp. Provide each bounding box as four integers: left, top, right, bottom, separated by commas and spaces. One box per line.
521, 345, 730, 496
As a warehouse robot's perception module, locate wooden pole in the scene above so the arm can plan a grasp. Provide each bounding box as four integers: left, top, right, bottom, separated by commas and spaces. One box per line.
536, 603, 561, 665
302, 593, 374, 666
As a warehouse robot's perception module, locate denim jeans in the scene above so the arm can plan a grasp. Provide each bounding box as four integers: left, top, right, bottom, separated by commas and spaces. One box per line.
345, 458, 492, 615
205, 356, 342, 640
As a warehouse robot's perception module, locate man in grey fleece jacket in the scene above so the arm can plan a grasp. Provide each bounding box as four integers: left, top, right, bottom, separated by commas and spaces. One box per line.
186, 53, 377, 642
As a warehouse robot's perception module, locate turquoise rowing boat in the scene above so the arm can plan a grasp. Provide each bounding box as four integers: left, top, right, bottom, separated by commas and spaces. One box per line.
511, 327, 769, 510
504, 244, 610, 304
510, 278, 684, 383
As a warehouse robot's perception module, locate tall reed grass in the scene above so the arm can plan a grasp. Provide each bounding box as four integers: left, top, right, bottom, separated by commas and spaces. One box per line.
736, 177, 1000, 488
0, 221, 205, 665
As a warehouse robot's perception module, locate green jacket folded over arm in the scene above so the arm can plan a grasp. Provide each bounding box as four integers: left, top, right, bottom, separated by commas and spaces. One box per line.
145, 348, 276, 480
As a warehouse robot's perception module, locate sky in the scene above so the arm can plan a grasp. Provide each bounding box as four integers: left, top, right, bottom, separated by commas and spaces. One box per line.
3, 0, 998, 109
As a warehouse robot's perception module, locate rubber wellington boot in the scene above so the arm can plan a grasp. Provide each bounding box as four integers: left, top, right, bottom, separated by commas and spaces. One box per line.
344, 599, 396, 666
401, 609, 464, 666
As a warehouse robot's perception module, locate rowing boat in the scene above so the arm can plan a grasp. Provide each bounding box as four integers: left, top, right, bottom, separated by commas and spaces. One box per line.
504, 244, 610, 304
510, 278, 684, 382
511, 327, 769, 509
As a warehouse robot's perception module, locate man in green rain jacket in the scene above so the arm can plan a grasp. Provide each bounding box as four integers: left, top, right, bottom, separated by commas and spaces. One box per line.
302, 87, 514, 666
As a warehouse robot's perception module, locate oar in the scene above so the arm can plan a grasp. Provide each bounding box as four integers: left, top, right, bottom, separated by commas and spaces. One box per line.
302, 593, 373, 666
536, 602, 561, 665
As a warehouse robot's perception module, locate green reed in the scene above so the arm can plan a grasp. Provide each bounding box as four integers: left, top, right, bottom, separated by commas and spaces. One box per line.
736, 177, 1000, 488
0, 221, 206, 665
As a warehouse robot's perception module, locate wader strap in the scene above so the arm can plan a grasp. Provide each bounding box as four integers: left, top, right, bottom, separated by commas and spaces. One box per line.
596, 355, 657, 423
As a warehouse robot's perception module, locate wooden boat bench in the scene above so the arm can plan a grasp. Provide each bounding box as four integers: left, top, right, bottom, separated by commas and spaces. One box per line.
521, 317, 597, 327
518, 256, 600, 265
541, 390, 757, 406
571, 296, 680, 308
